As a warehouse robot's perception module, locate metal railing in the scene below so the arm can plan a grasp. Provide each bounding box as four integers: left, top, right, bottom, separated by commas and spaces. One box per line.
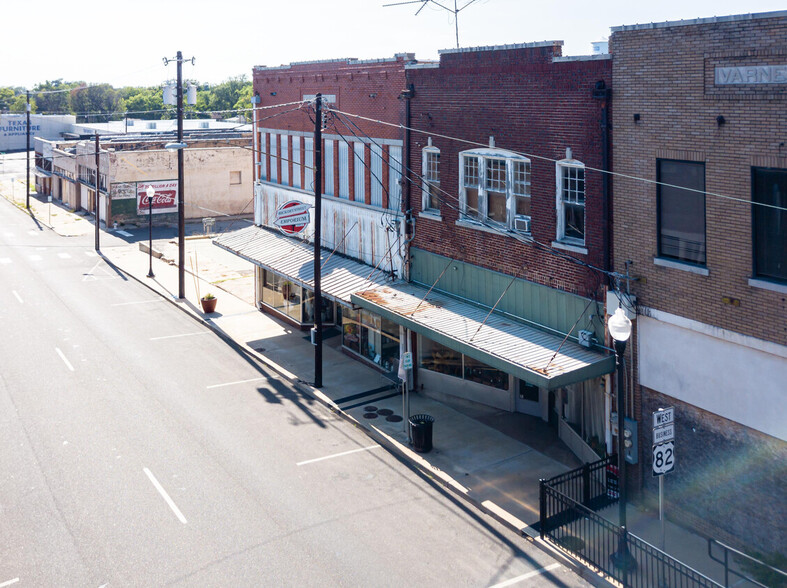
542, 453, 617, 508
708, 538, 787, 588
540, 457, 722, 588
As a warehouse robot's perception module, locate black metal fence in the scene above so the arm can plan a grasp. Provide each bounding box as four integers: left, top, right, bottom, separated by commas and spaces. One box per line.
540, 457, 722, 588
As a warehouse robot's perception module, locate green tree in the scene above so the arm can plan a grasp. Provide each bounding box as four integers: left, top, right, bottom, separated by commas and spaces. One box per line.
0, 87, 16, 111
9, 95, 35, 113
70, 84, 122, 123
123, 87, 166, 120
207, 75, 251, 115
33, 80, 81, 114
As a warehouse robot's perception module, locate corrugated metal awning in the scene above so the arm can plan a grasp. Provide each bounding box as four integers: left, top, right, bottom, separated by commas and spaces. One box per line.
213, 225, 397, 305
352, 283, 615, 390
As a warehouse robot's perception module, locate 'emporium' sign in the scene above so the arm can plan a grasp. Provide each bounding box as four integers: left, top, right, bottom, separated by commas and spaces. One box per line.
715, 65, 787, 85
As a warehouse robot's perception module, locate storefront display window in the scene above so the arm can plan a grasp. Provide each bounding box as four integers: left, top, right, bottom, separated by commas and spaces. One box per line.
261, 269, 335, 325
419, 337, 462, 378
342, 308, 399, 373
419, 335, 509, 390
464, 355, 509, 390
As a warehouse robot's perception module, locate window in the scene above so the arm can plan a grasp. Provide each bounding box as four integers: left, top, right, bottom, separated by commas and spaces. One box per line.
370, 144, 383, 207
292, 137, 301, 189
459, 149, 531, 231
324, 139, 334, 196
419, 335, 509, 391
259, 134, 267, 181
338, 141, 349, 198
388, 146, 403, 211
556, 158, 585, 244
304, 137, 314, 191
342, 308, 400, 373
229, 171, 241, 185
269, 134, 278, 183
657, 160, 706, 265
422, 146, 440, 213
280, 135, 289, 186
752, 167, 787, 283
353, 142, 365, 202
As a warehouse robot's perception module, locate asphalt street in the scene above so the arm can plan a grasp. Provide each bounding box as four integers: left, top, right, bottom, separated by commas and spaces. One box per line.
0, 164, 590, 585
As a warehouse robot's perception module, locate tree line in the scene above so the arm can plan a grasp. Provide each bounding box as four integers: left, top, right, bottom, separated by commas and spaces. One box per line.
0, 77, 253, 123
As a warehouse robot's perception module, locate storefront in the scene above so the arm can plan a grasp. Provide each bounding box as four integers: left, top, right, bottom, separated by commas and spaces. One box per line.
214, 224, 401, 375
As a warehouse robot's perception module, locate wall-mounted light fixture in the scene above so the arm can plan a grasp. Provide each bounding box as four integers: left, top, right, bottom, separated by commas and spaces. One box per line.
716, 115, 726, 126
633, 113, 641, 123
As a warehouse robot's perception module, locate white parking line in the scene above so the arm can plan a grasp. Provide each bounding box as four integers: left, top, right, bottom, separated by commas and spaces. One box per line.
297, 445, 381, 466
487, 563, 561, 588
143, 468, 187, 524
57, 252, 72, 259
29, 254, 42, 262
0, 258, 11, 265
206, 377, 266, 389
55, 347, 75, 372
84, 251, 98, 257
0, 578, 20, 587
111, 299, 161, 307
150, 332, 209, 341
116, 230, 134, 237
12, 291, 23, 304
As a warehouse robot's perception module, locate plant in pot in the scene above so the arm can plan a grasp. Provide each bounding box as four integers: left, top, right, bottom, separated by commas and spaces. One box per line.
200, 292, 217, 313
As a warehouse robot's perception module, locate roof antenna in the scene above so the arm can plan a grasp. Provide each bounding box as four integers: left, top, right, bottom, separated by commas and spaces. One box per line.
382, 0, 482, 49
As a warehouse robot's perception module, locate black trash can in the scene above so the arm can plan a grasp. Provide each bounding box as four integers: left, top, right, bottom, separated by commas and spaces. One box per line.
409, 414, 435, 453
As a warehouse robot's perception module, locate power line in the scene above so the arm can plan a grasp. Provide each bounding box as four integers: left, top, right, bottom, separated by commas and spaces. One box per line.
330, 108, 787, 214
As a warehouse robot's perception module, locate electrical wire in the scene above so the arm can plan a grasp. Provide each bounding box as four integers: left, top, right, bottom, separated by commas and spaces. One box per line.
330, 108, 787, 214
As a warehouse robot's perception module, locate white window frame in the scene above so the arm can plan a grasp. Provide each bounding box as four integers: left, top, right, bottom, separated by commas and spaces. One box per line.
421, 146, 441, 214
280, 135, 289, 186
458, 148, 531, 232
388, 146, 403, 211
304, 137, 314, 192
292, 136, 301, 189
353, 142, 365, 203
269, 134, 278, 183
556, 157, 586, 246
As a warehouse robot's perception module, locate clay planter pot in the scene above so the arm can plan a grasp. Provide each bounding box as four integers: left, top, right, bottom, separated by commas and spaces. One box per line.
200, 296, 217, 313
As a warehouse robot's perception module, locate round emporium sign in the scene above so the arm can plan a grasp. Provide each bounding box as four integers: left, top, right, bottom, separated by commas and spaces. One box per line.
274, 200, 311, 235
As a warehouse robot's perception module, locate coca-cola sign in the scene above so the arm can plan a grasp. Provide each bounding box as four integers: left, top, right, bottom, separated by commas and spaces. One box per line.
137, 180, 178, 215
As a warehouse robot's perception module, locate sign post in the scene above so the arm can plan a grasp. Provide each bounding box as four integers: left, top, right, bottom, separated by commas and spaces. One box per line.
652, 407, 675, 552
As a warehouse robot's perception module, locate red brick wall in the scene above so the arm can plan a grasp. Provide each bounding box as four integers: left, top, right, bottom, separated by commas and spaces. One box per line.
406, 46, 612, 299
253, 57, 409, 140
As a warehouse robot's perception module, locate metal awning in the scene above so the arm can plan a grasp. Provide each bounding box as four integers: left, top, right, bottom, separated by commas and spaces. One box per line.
213, 225, 397, 305
34, 168, 52, 178
351, 283, 615, 390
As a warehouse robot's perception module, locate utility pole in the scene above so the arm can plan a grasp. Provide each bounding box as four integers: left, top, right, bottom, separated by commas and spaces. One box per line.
176, 51, 185, 299
26, 91, 30, 209
313, 94, 323, 388
94, 132, 100, 251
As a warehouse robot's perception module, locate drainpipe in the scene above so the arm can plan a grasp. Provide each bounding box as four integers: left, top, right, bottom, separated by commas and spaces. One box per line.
400, 83, 414, 282
593, 80, 612, 283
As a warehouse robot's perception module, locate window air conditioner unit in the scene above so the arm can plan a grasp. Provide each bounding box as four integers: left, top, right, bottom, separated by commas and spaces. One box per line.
514, 215, 531, 233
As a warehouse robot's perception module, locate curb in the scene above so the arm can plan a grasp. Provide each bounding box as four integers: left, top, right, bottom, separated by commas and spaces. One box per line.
103, 252, 614, 587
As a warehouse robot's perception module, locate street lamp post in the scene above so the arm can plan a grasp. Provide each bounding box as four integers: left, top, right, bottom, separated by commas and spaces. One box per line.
146, 185, 155, 278
608, 307, 637, 576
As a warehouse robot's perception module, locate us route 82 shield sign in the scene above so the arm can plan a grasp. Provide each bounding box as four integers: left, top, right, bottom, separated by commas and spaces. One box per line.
652, 441, 675, 476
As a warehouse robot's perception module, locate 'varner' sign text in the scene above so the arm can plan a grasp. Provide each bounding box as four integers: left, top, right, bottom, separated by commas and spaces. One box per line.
715, 65, 787, 85
137, 181, 178, 215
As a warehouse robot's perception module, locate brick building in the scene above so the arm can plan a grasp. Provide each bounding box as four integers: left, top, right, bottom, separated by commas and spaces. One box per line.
609, 11, 787, 553
35, 131, 252, 228
216, 55, 411, 376
353, 42, 619, 462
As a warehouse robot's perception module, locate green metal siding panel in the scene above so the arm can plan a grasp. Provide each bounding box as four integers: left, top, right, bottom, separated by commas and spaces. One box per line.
410, 248, 605, 341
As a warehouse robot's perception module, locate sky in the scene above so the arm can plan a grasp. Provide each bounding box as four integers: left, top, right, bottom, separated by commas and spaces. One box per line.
2, 0, 785, 90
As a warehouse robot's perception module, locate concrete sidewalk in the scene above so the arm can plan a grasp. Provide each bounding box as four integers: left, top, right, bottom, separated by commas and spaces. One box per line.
7, 190, 753, 587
